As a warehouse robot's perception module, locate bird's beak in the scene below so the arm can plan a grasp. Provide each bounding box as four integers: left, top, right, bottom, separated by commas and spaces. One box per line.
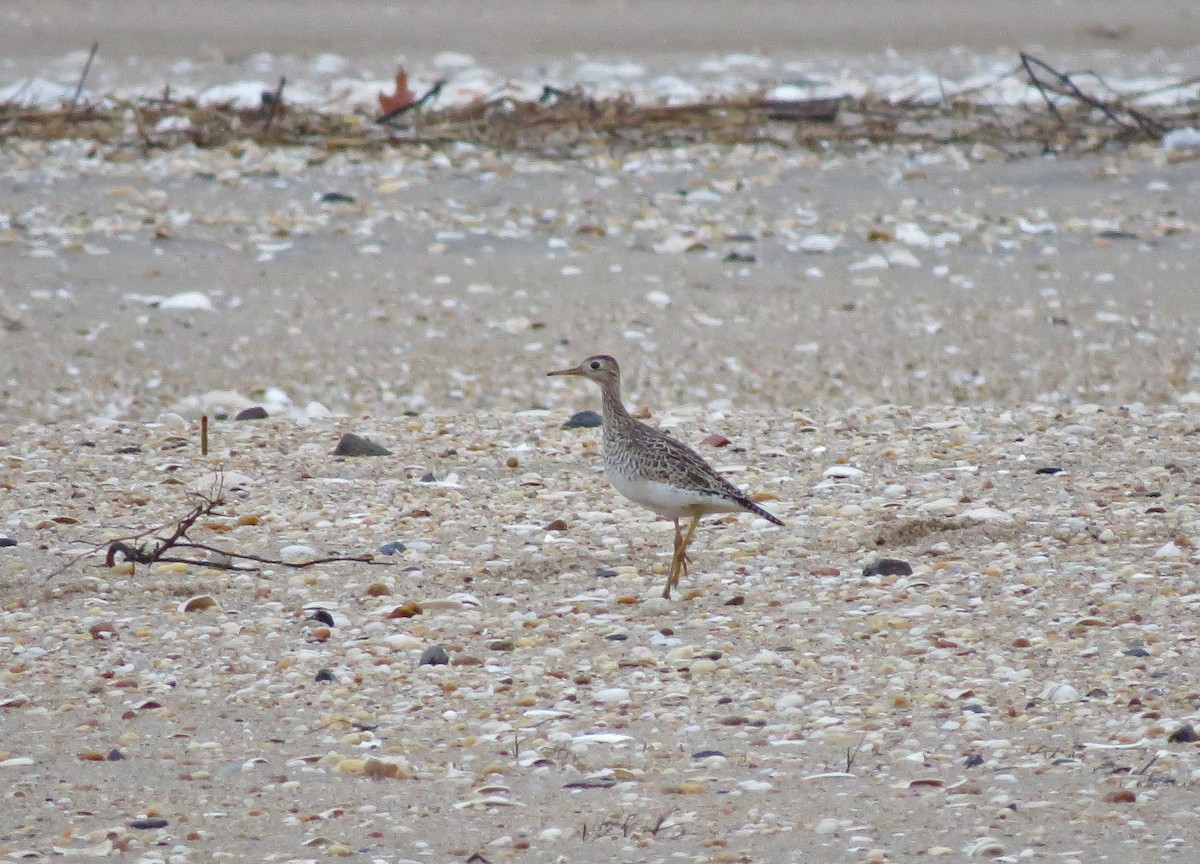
547, 365, 582, 377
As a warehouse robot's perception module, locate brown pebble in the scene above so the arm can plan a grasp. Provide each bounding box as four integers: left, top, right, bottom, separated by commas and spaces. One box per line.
386, 601, 422, 619
544, 518, 568, 531
702, 433, 731, 447
506, 457, 519, 468
1106, 789, 1136, 803
364, 582, 392, 597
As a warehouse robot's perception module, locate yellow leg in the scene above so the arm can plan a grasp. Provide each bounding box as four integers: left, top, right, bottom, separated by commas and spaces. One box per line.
663, 518, 682, 599
669, 516, 700, 594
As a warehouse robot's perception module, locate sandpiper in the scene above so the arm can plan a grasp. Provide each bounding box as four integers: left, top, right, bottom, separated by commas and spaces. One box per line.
548, 354, 783, 599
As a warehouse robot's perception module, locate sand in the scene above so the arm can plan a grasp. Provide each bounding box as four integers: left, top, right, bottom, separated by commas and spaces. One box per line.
3, 3, 1200, 862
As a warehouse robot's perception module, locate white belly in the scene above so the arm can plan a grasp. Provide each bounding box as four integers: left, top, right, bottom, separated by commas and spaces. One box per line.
608, 470, 743, 519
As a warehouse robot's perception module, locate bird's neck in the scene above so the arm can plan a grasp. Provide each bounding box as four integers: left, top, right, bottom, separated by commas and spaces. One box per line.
599, 379, 630, 428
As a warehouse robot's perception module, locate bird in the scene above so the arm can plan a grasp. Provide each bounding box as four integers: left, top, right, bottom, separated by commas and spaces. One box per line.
547, 354, 783, 599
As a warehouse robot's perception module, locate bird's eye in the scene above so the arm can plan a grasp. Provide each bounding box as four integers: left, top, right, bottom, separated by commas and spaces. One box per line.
590, 361, 601, 370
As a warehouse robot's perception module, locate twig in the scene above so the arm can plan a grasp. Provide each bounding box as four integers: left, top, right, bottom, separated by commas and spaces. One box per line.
1020, 52, 1166, 139
376, 79, 445, 125
201, 415, 209, 455
262, 76, 286, 135
47, 483, 390, 579
68, 42, 99, 116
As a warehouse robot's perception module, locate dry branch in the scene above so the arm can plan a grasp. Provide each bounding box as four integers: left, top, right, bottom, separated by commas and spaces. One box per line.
47, 480, 387, 580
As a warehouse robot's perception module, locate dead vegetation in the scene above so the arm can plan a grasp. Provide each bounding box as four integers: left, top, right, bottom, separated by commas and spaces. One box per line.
1, 53, 1197, 158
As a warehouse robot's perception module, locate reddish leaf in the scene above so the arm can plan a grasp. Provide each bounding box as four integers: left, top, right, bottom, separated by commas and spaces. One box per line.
701, 433, 730, 447
378, 67, 415, 116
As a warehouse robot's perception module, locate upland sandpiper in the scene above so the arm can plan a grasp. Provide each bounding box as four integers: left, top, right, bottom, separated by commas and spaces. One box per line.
548, 354, 784, 599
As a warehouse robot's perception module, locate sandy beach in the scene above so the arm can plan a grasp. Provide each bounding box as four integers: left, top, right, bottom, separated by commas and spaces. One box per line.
3, 2, 1200, 862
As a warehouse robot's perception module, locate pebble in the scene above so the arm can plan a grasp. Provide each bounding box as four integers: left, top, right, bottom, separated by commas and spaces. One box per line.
562, 410, 603, 429
419, 645, 450, 666
332, 432, 392, 457
377, 541, 407, 555
280, 544, 316, 563
234, 406, 269, 420
0, 538, 16, 547
593, 687, 630, 704
861, 557, 912, 578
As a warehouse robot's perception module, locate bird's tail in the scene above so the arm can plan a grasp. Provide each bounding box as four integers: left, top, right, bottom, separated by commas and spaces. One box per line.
739, 496, 784, 526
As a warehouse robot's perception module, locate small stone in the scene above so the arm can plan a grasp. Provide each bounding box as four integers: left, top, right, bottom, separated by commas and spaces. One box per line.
692, 749, 725, 758
562, 410, 603, 429
1169, 724, 1198, 743
544, 519, 568, 531
1042, 682, 1080, 703
280, 543, 315, 563
814, 817, 840, 835
1036, 466, 1063, 475
595, 568, 618, 578
702, 433, 731, 447
0, 538, 17, 548
364, 582, 392, 596
106, 749, 125, 761
419, 471, 437, 483
234, 406, 268, 420
386, 601, 422, 619
320, 192, 356, 204
309, 609, 335, 627
1106, 789, 1137, 804
333, 432, 391, 457
129, 819, 169, 830
179, 595, 220, 613
315, 668, 336, 683
378, 541, 407, 555
964, 753, 985, 768
487, 639, 515, 651
862, 558, 913, 578
1154, 541, 1185, 560
1124, 647, 1151, 658
593, 687, 630, 704
419, 645, 450, 666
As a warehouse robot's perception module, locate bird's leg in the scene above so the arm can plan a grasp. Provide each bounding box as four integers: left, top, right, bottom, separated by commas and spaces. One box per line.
671, 516, 701, 592
663, 518, 682, 600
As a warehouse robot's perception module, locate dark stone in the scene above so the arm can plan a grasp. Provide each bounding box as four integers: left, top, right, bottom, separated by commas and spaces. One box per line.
320, 192, 356, 204
605, 633, 628, 641
315, 668, 336, 683
378, 541, 407, 556
862, 557, 913, 578
964, 753, 985, 768
692, 749, 726, 759
595, 568, 618, 578
563, 778, 616, 789
419, 471, 437, 483
562, 410, 602, 429
0, 538, 16, 548
333, 432, 391, 457
129, 819, 169, 830
234, 406, 268, 421
723, 251, 756, 263
1123, 647, 1151, 658
106, 748, 125, 761
1036, 466, 1063, 475
116, 445, 142, 454
309, 609, 335, 627
1169, 724, 1198, 743
419, 645, 450, 666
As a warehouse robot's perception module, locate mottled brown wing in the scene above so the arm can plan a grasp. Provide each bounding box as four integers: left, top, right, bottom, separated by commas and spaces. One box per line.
626, 420, 746, 499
